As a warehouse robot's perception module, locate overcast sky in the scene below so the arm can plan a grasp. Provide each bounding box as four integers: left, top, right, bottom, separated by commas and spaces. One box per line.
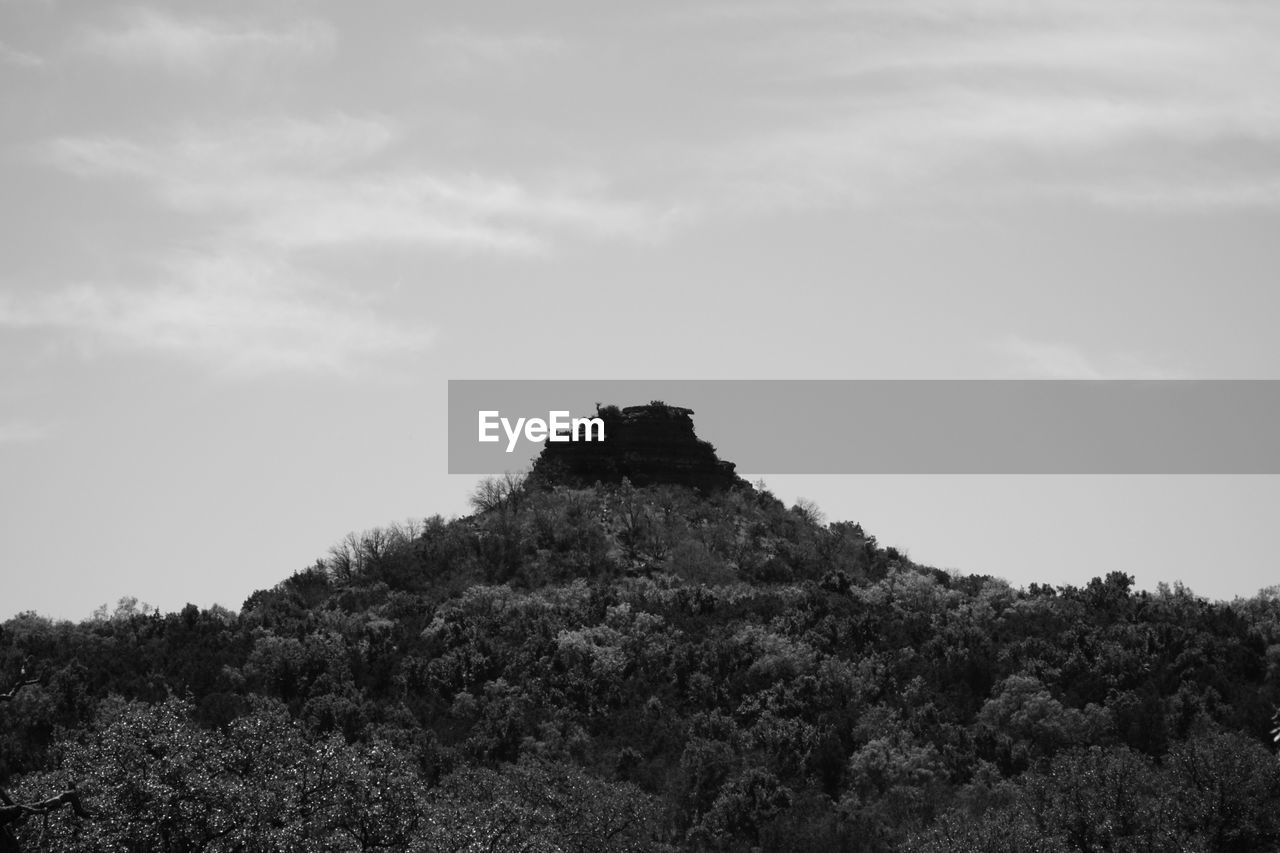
3, 0, 1279, 620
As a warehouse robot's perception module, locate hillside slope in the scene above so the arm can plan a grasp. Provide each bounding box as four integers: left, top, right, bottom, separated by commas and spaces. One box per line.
2, 475, 1279, 851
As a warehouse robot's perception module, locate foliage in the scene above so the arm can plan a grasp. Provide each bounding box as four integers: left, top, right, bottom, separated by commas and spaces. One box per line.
3, 479, 1279, 852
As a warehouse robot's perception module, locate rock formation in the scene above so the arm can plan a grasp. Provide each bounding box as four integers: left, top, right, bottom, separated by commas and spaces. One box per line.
529, 402, 744, 493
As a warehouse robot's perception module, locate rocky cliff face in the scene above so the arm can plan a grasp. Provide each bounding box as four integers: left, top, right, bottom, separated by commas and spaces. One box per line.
529, 402, 744, 492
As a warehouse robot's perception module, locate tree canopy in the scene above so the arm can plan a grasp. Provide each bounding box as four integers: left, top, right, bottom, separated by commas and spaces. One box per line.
2, 478, 1278, 851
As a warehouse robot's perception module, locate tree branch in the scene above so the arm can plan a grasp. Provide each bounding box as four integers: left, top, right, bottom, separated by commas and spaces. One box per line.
0, 661, 40, 703
0, 786, 90, 829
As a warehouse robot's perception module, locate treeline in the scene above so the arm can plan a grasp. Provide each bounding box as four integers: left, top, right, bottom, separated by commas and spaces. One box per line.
2, 478, 1279, 851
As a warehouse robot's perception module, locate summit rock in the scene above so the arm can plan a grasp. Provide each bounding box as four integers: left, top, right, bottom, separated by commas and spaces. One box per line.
529, 401, 744, 492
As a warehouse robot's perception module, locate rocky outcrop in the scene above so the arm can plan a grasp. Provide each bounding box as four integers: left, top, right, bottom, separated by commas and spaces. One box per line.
529, 402, 745, 492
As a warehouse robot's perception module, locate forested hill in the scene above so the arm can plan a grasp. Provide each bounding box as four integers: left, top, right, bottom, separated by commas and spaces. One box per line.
3, 475, 1280, 851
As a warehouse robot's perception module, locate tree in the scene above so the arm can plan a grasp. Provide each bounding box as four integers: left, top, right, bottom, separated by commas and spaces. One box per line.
8, 697, 433, 851
0, 787, 90, 852
424, 760, 664, 852
1167, 729, 1280, 851
470, 471, 528, 514
0, 662, 90, 852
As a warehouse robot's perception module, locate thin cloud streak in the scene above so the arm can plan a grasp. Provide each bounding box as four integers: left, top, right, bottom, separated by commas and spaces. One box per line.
0, 253, 430, 377
994, 336, 1188, 380
686, 0, 1280, 31
236, 174, 665, 254
421, 28, 564, 74
0, 38, 42, 67
49, 115, 398, 179
47, 115, 675, 254
80, 8, 336, 73
0, 421, 49, 445
1074, 179, 1280, 211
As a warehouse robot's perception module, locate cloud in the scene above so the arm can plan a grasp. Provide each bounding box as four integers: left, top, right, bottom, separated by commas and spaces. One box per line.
708, 90, 1210, 212
81, 8, 335, 73
1070, 177, 1280, 211
686, 0, 1280, 213
993, 336, 1187, 380
34, 112, 676, 377
0, 38, 43, 67
421, 28, 563, 73
50, 115, 398, 180
0, 253, 430, 377
47, 115, 673, 254
0, 421, 49, 445
238, 173, 680, 252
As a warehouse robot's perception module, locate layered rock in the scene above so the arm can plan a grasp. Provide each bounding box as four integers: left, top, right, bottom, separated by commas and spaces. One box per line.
529, 402, 744, 492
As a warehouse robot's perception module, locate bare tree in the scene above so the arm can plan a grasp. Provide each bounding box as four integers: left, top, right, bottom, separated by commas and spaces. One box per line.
792, 497, 826, 527
469, 470, 528, 514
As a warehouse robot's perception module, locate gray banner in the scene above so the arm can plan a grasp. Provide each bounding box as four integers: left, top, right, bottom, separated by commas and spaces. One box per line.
447, 380, 1280, 474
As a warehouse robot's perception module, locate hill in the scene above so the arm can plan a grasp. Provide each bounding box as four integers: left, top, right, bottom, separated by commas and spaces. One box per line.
2, 422, 1279, 851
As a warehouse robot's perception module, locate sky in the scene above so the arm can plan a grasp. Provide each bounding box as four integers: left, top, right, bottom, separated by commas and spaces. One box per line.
3, 0, 1279, 620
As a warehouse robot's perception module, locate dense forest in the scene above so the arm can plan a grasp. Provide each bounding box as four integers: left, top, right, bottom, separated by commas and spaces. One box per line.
3, 471, 1280, 851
